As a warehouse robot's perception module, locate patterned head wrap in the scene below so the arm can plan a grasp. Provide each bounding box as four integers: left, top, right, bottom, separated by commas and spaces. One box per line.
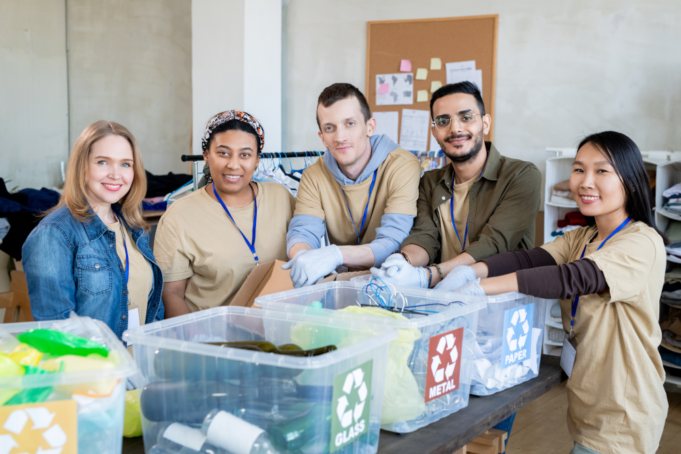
201, 110, 265, 152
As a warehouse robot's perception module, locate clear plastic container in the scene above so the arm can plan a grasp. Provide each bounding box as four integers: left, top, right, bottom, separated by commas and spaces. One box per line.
123, 306, 397, 454
255, 282, 486, 433
470, 292, 548, 396
0, 318, 136, 454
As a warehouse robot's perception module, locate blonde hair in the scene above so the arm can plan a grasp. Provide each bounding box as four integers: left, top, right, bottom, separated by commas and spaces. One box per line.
57, 120, 148, 231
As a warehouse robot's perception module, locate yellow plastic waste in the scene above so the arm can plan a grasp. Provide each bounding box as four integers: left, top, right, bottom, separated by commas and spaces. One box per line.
8, 343, 43, 366
0, 353, 25, 405
338, 306, 425, 424
123, 389, 143, 437
42, 355, 118, 396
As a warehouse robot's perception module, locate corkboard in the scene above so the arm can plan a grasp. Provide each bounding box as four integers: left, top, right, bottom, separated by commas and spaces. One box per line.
366, 15, 498, 147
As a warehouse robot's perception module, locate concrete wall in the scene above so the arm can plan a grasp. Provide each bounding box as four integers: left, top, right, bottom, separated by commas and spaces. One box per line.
0, 0, 69, 190
283, 0, 681, 186
67, 0, 192, 175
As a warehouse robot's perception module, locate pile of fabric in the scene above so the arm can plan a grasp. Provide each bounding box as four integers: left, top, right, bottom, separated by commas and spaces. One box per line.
664, 221, 681, 262
143, 170, 192, 210
0, 178, 60, 260
660, 307, 681, 380
549, 180, 576, 206
662, 183, 681, 215
546, 211, 587, 242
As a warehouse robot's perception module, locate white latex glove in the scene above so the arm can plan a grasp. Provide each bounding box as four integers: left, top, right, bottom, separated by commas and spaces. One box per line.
433, 265, 476, 292
281, 245, 344, 288
370, 253, 428, 288
456, 278, 486, 296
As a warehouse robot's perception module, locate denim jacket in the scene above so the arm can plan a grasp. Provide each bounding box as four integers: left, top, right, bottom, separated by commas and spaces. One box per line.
22, 204, 164, 339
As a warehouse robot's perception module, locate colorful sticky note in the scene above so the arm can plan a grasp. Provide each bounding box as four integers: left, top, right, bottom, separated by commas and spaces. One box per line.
378, 83, 390, 94
399, 59, 412, 72
430, 80, 443, 93
415, 68, 428, 80
417, 90, 429, 102
430, 58, 442, 70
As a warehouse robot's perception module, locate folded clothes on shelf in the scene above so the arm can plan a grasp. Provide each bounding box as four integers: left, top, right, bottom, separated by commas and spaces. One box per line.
661, 350, 681, 368
557, 211, 587, 228
666, 268, 681, 285
663, 183, 681, 199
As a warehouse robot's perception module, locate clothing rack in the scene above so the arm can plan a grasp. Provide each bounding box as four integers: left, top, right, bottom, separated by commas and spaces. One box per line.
181, 152, 324, 191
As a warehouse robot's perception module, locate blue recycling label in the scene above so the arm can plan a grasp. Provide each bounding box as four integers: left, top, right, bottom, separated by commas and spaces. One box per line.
501, 303, 534, 368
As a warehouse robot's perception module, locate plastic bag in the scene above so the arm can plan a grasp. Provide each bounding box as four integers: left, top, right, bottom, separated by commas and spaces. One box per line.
339, 306, 425, 424
0, 353, 24, 405
18, 329, 109, 358
123, 389, 143, 437
4, 365, 54, 405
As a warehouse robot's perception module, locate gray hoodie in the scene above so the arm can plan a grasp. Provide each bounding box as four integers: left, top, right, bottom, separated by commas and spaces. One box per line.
322, 134, 399, 185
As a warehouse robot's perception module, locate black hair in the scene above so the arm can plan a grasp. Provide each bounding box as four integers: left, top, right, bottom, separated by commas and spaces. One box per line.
577, 131, 667, 244
430, 81, 485, 119
207, 119, 263, 154
316, 83, 372, 129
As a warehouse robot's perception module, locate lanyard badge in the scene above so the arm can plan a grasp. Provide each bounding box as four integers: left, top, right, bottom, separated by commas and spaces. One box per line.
340, 170, 377, 245
449, 161, 485, 252
114, 213, 130, 302
213, 183, 259, 264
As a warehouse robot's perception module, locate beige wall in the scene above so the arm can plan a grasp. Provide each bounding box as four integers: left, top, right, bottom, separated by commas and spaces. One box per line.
67, 0, 192, 175
0, 0, 69, 190
283, 1, 681, 192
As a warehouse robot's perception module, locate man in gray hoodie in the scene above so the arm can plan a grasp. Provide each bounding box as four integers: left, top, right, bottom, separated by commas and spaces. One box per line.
283, 83, 421, 287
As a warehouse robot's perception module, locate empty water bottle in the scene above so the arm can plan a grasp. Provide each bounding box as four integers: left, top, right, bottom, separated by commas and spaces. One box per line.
202, 410, 280, 454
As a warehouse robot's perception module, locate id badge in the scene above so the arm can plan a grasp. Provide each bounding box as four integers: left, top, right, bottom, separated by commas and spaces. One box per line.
560, 336, 578, 378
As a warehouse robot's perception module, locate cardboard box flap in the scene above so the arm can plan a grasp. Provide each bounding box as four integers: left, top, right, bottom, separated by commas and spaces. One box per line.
231, 260, 293, 308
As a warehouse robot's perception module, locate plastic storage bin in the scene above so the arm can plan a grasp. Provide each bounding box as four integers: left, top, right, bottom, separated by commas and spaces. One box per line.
256, 281, 486, 433
124, 306, 397, 454
470, 292, 548, 396
0, 318, 136, 454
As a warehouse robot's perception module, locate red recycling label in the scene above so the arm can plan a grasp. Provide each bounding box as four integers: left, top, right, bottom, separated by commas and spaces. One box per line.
424, 327, 463, 403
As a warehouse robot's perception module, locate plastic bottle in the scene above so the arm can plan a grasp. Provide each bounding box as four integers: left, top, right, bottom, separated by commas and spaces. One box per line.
202, 410, 279, 454
154, 421, 225, 454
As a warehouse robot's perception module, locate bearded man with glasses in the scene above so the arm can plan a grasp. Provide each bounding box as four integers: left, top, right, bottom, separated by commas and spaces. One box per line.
372, 81, 541, 291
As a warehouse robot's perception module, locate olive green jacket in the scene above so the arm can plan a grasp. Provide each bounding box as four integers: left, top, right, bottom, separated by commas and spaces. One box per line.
402, 142, 542, 263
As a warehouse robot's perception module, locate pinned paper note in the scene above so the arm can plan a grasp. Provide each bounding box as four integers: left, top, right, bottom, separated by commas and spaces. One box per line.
373, 112, 400, 144
399, 59, 412, 72
429, 133, 440, 152
415, 68, 428, 80
430, 80, 443, 93
416, 90, 428, 102
445, 61, 483, 96
400, 109, 430, 151
376, 73, 414, 106
430, 58, 442, 70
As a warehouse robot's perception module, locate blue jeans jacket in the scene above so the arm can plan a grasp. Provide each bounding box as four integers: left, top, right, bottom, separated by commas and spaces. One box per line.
22, 204, 164, 339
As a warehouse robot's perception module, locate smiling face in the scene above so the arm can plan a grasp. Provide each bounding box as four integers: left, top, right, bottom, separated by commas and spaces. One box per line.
317, 96, 376, 171
570, 142, 628, 220
431, 93, 491, 163
85, 135, 134, 212
204, 129, 259, 197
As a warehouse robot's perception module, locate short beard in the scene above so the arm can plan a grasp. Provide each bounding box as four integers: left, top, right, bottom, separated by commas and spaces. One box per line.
442, 130, 485, 163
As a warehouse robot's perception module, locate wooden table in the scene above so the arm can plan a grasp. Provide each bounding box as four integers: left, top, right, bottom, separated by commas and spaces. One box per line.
122, 356, 565, 454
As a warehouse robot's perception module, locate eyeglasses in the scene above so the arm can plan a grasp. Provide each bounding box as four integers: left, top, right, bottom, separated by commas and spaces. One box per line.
432, 113, 482, 130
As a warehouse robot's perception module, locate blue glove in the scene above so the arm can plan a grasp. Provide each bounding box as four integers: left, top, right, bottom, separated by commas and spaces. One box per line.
282, 245, 344, 288
433, 265, 476, 292
370, 253, 428, 288
456, 278, 486, 296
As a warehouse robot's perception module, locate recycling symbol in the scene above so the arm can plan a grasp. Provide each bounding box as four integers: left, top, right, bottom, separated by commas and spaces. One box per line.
1, 406, 67, 454
336, 367, 368, 429
430, 332, 458, 383
506, 307, 530, 352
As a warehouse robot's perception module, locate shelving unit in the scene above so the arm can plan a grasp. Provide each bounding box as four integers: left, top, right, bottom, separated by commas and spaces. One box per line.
541, 149, 670, 356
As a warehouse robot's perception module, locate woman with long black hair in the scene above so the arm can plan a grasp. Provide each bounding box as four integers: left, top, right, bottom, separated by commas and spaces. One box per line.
442, 131, 668, 454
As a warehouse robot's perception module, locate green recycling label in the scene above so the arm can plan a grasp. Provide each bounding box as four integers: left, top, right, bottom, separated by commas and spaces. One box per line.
330, 360, 373, 452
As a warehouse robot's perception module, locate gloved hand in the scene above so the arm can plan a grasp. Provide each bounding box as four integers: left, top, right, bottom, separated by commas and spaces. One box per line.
370, 253, 428, 288
456, 278, 486, 296
433, 265, 476, 292
282, 245, 344, 288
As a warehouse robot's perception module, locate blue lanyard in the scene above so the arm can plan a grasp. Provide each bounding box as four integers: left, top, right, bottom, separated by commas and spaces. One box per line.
213, 183, 259, 263
449, 164, 485, 252
113, 213, 129, 286
340, 170, 377, 245
569, 217, 631, 338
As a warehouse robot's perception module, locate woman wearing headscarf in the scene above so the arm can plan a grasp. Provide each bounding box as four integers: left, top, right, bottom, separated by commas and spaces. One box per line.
153, 111, 295, 316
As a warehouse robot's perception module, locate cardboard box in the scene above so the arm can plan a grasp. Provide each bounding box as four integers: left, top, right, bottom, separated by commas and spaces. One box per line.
316, 270, 371, 284
231, 260, 294, 308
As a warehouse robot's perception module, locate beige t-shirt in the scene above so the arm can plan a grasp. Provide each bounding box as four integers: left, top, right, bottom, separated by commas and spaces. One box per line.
541, 222, 668, 454
106, 221, 153, 327
294, 148, 420, 246
154, 182, 295, 312
436, 176, 477, 262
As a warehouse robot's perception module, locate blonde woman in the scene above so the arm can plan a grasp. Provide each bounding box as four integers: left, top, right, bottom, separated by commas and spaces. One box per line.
23, 121, 164, 339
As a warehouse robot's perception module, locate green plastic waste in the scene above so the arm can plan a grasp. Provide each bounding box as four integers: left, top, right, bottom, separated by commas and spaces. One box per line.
17, 329, 109, 358
338, 306, 425, 425
123, 389, 143, 438
0, 353, 24, 405
4, 365, 54, 406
